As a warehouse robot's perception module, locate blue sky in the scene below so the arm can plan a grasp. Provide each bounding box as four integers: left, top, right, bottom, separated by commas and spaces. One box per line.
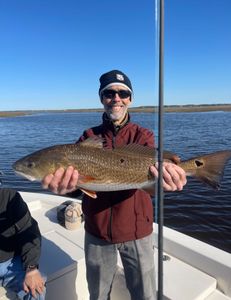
0, 0, 230, 110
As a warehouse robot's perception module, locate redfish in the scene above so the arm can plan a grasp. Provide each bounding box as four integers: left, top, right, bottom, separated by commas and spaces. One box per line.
12, 138, 231, 198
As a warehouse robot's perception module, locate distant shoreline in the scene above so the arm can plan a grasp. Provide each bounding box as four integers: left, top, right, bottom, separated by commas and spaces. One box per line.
0, 104, 231, 117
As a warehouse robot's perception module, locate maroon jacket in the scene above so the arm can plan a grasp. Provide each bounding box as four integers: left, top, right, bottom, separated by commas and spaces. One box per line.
77, 113, 155, 243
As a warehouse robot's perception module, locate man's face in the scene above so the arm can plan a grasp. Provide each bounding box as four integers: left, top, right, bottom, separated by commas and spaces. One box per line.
101, 85, 131, 122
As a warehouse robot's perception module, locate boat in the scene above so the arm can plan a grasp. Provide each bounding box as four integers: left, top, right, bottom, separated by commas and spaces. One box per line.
0, 191, 230, 300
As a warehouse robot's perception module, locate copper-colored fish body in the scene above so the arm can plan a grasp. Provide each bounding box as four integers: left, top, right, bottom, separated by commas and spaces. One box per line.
12, 138, 231, 198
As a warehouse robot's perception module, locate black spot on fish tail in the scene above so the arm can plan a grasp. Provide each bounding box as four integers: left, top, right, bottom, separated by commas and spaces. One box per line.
187, 150, 231, 189
194, 159, 204, 168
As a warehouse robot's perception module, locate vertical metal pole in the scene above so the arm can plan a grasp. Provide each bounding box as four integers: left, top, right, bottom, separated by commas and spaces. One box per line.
157, 0, 164, 299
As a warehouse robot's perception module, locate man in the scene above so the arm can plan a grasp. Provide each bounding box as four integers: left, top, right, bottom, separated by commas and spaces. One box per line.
42, 70, 186, 299
0, 188, 46, 299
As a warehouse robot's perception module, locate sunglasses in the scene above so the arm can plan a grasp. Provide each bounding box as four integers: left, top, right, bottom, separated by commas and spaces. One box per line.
101, 89, 131, 99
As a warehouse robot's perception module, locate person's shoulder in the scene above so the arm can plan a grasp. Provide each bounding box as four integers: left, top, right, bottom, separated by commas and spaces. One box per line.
86, 124, 103, 134
0, 189, 21, 213
0, 188, 17, 201
79, 124, 103, 141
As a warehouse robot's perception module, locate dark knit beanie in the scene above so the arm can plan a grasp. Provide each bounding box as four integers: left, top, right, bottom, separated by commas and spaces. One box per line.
99, 70, 133, 96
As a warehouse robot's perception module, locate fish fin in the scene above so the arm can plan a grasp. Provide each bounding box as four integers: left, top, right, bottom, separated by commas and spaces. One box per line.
80, 188, 97, 199
142, 185, 155, 196
163, 150, 181, 163
78, 174, 97, 198
79, 137, 104, 149
78, 174, 96, 183
114, 144, 156, 158
181, 150, 231, 189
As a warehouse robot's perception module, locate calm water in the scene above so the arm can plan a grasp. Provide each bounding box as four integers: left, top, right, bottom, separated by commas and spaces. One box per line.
1, 111, 231, 253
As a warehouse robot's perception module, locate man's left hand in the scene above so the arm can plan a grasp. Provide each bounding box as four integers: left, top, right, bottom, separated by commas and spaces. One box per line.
150, 162, 187, 191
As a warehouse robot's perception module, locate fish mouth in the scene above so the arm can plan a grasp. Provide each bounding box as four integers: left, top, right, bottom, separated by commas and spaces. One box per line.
14, 170, 37, 182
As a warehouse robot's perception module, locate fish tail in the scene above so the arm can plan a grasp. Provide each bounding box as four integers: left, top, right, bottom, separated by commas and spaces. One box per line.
181, 150, 231, 189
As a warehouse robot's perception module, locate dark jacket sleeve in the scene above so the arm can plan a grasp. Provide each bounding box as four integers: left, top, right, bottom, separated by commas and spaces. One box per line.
7, 190, 42, 270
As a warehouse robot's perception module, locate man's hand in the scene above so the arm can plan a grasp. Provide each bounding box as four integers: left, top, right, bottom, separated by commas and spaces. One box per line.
42, 166, 79, 195
150, 162, 187, 191
23, 269, 45, 298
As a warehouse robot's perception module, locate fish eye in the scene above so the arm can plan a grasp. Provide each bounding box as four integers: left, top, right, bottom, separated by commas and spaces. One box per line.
27, 162, 35, 169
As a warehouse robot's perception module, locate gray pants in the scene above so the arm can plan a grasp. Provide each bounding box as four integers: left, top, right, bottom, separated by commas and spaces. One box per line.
84, 232, 156, 300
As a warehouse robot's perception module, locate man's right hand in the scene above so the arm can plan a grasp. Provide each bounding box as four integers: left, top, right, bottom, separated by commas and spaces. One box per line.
42, 166, 79, 195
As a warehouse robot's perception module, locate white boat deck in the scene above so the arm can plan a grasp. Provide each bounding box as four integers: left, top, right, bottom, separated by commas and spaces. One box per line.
1, 192, 230, 300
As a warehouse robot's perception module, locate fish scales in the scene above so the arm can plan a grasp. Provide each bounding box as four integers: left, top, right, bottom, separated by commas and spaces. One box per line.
12, 137, 231, 198
68, 145, 154, 186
